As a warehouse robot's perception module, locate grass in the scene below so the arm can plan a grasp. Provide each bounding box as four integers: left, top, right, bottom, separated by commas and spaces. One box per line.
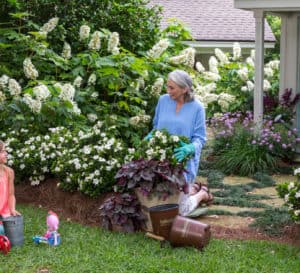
1, 205, 300, 273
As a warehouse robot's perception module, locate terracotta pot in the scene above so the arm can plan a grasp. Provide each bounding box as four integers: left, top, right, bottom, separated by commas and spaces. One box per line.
169, 215, 211, 250
134, 188, 180, 232
149, 204, 179, 240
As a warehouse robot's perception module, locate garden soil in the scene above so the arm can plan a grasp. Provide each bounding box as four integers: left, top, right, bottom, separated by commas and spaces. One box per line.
15, 178, 300, 247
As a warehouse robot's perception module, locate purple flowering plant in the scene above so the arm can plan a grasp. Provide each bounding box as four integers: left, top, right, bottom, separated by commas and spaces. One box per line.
209, 111, 300, 175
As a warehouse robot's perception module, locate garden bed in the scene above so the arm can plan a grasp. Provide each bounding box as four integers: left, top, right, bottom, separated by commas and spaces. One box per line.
15, 178, 300, 246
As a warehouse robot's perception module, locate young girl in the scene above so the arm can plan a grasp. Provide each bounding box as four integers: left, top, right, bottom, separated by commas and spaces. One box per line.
0, 140, 21, 235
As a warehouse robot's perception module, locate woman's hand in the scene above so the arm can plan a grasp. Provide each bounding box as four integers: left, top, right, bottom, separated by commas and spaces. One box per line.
174, 141, 195, 162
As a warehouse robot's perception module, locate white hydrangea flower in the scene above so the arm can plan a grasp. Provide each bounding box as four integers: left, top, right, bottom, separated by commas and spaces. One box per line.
23, 94, 42, 113
23, 58, 39, 80
87, 113, 98, 122
263, 79, 271, 91
268, 60, 280, 70
241, 86, 248, 92
129, 114, 151, 126
209, 56, 219, 74
57, 83, 75, 101
0, 91, 6, 102
147, 38, 170, 59
0, 74, 9, 90
195, 61, 205, 73
71, 101, 81, 115
215, 48, 229, 66
202, 71, 221, 82
246, 57, 255, 67
33, 84, 50, 100
39, 17, 59, 35
88, 31, 101, 50
62, 42, 72, 59
246, 80, 255, 91
79, 25, 91, 41
91, 92, 98, 98
88, 74, 97, 86
294, 168, 300, 175
8, 79, 22, 96
237, 67, 249, 81
107, 32, 120, 54
264, 67, 274, 78
288, 182, 295, 190
232, 42, 241, 60
218, 93, 236, 111
73, 76, 83, 88
151, 78, 164, 97
169, 47, 195, 67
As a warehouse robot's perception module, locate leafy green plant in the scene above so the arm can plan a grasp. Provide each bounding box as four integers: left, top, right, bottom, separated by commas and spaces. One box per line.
115, 158, 186, 200
250, 207, 293, 236
133, 129, 191, 165
209, 112, 300, 176
99, 193, 145, 232
276, 178, 300, 222
3, 204, 300, 273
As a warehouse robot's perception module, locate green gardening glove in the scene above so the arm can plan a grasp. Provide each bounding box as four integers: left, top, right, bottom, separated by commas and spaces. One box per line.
173, 141, 195, 162
143, 132, 153, 141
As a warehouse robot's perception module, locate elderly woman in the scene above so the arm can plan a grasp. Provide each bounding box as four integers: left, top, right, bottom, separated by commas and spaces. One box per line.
146, 69, 213, 215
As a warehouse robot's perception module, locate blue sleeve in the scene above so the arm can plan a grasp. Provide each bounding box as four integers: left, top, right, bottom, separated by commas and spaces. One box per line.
152, 96, 162, 129
191, 103, 206, 156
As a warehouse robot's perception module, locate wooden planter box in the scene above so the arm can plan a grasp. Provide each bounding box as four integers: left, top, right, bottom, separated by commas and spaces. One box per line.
134, 188, 180, 232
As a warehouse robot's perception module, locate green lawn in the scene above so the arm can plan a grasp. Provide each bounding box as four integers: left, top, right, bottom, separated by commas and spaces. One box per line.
1, 204, 299, 273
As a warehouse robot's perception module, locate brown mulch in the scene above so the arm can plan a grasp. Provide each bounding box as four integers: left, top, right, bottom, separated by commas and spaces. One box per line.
15, 178, 300, 247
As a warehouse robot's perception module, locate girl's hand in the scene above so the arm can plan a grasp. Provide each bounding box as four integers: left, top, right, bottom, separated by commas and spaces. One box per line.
11, 210, 21, 216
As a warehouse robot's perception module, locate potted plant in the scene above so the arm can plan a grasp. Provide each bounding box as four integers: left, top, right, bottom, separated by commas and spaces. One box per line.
115, 129, 190, 199
99, 193, 146, 232
114, 129, 190, 231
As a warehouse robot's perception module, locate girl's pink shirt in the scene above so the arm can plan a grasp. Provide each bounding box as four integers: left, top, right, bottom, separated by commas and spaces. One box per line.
0, 167, 11, 217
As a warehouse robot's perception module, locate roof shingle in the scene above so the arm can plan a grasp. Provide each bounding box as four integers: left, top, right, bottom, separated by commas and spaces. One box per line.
149, 0, 275, 42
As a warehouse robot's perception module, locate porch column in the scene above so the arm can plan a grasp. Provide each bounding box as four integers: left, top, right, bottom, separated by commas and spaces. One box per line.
253, 10, 265, 127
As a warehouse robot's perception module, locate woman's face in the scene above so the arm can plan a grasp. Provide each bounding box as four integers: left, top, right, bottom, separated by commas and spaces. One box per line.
0, 146, 7, 164
167, 79, 187, 103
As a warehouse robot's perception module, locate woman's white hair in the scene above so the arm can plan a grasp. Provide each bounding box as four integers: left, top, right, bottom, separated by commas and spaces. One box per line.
168, 69, 194, 102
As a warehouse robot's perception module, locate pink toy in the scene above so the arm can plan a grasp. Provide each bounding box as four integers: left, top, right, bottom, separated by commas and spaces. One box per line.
33, 210, 61, 246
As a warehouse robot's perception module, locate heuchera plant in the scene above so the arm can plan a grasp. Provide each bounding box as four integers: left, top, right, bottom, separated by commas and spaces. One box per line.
99, 193, 146, 232
114, 158, 186, 199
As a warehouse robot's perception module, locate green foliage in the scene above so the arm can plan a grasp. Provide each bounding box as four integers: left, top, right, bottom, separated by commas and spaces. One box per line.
251, 207, 293, 236
276, 180, 300, 222
209, 112, 299, 176
3, 0, 162, 53
213, 125, 277, 176
266, 15, 281, 60
3, 204, 300, 273
251, 172, 276, 187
